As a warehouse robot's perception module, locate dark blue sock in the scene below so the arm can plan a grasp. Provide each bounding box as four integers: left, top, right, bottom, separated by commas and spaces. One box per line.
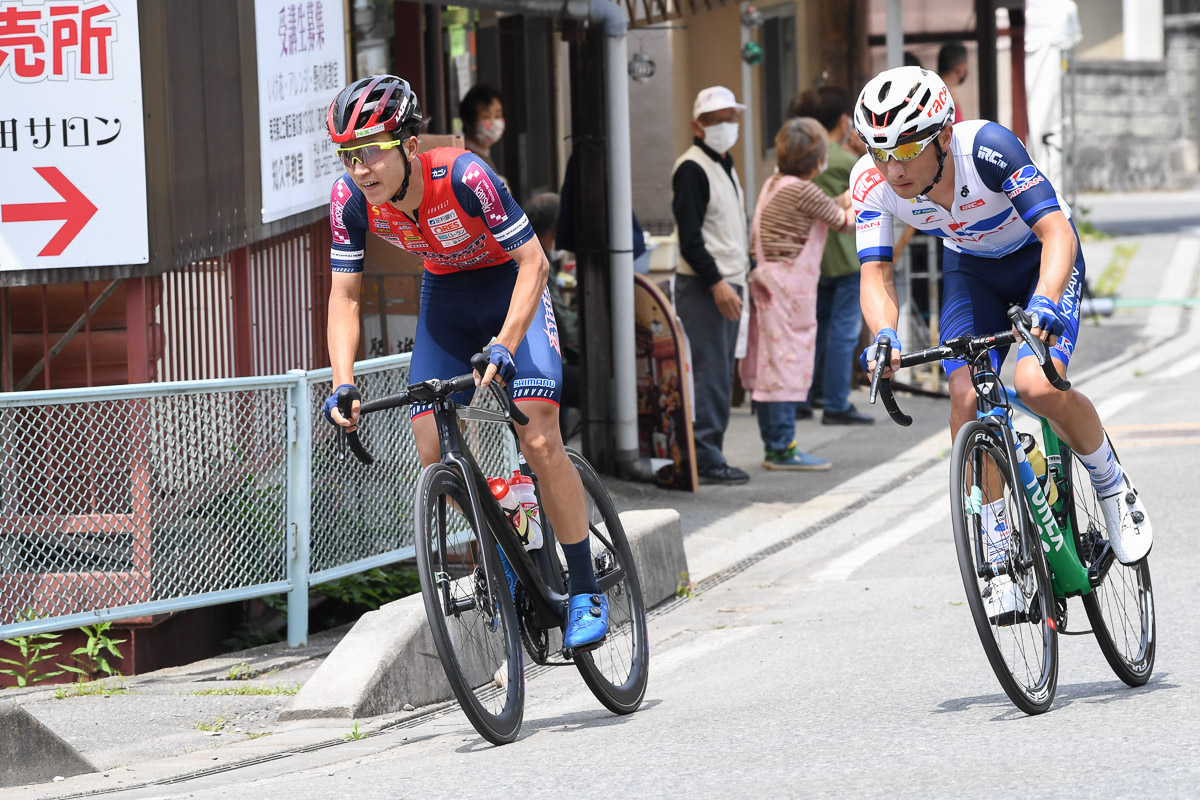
562, 537, 600, 595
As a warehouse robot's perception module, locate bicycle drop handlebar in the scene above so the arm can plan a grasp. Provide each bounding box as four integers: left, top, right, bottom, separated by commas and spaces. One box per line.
336, 352, 530, 464
869, 305, 1071, 427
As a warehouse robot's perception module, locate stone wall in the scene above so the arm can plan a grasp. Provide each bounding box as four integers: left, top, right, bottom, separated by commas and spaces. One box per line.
1069, 58, 1193, 192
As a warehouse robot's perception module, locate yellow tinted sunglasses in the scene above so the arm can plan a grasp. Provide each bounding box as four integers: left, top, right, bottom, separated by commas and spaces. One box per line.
336, 138, 407, 168
868, 131, 939, 163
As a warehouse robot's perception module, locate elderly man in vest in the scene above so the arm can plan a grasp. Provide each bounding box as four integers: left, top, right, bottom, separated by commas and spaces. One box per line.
671, 86, 751, 485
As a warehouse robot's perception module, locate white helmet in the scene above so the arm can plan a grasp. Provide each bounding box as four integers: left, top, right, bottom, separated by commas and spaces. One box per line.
854, 66, 954, 150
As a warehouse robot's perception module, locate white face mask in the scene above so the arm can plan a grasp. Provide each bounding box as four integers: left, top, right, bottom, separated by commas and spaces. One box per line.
702, 121, 739, 154
477, 117, 505, 146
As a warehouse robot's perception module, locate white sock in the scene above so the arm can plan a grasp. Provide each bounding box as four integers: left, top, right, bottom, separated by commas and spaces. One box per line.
1078, 435, 1125, 497
981, 499, 1010, 563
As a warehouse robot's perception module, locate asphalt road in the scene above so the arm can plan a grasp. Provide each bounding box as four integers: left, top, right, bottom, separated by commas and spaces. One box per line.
69, 230, 1199, 800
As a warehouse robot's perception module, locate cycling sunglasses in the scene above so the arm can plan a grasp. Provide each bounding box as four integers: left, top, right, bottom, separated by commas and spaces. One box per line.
868, 130, 940, 163
336, 138, 407, 168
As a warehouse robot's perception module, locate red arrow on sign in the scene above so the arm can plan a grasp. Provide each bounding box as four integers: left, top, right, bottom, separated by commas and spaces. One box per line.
1, 167, 99, 257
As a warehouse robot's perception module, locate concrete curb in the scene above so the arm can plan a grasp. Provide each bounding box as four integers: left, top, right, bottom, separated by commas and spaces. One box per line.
0, 701, 96, 789
282, 508, 685, 721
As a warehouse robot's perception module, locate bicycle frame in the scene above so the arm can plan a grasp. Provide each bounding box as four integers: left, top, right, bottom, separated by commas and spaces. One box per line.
966, 355, 1107, 599
426, 395, 571, 631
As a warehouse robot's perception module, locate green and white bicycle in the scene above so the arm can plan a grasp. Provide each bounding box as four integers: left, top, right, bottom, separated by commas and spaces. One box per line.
870, 307, 1155, 714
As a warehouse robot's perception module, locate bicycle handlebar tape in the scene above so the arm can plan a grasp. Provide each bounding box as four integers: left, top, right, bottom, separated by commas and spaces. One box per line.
1007, 306, 1070, 392
470, 351, 530, 426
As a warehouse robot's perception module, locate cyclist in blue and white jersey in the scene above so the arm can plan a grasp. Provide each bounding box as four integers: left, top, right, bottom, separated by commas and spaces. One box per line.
851, 67, 1152, 613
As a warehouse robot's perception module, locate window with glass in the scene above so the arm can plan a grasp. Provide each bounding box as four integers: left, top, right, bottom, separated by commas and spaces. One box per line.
760, 5, 798, 155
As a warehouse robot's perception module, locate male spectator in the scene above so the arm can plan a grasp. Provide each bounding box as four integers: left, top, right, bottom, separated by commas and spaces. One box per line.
790, 87, 874, 425
671, 86, 751, 485
938, 42, 968, 122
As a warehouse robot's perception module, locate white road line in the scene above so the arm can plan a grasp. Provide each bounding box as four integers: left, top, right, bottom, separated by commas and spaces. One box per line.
1146, 235, 1200, 342
1094, 390, 1149, 422
812, 500, 949, 582
1158, 350, 1200, 380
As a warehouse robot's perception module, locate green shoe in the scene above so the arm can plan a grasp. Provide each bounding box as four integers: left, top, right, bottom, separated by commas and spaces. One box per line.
762, 442, 831, 472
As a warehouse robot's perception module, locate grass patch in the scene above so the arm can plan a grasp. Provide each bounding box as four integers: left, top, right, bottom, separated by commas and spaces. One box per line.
192, 684, 299, 697
246, 731, 273, 740
1095, 242, 1139, 296
195, 716, 229, 732
53, 680, 130, 699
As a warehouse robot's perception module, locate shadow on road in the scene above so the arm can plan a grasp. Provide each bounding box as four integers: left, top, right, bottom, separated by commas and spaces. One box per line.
453, 698, 664, 753
933, 675, 1178, 719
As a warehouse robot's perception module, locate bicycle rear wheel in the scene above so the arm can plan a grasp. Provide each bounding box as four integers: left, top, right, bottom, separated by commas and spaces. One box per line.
413, 463, 524, 745
562, 448, 649, 715
1061, 447, 1155, 686
950, 422, 1058, 715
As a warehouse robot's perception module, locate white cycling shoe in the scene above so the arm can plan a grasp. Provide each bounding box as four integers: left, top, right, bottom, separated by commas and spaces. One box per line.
1099, 477, 1153, 565
984, 572, 1022, 626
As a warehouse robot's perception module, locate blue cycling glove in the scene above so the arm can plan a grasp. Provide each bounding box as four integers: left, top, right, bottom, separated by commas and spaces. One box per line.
484, 343, 518, 384
860, 327, 901, 374
1024, 295, 1067, 338
323, 383, 358, 424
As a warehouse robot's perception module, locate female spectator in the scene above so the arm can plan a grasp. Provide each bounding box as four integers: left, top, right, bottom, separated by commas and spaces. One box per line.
459, 84, 505, 169
741, 117, 854, 471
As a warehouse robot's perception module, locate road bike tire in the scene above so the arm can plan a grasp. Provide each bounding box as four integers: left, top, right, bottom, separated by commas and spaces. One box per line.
950, 421, 1058, 715
413, 462, 524, 745
561, 448, 649, 715
1061, 447, 1156, 686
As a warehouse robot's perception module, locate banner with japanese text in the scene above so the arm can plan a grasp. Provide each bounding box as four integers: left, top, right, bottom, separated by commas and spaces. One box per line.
0, 0, 148, 270
254, 0, 346, 224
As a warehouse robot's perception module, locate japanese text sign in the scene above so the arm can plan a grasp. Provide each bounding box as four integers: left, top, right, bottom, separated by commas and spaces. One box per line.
0, 0, 148, 270
254, 0, 346, 223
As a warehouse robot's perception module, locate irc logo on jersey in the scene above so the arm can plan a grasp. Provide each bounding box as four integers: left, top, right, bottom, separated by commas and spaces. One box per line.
462, 165, 508, 225
977, 146, 1008, 169
960, 198, 985, 211
430, 166, 448, 179
1002, 165, 1045, 199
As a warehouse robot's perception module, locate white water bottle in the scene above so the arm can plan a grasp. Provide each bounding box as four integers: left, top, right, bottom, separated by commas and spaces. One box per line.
508, 470, 544, 550
487, 477, 532, 548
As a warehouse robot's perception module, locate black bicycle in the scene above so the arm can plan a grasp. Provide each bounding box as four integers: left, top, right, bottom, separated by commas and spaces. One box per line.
869, 308, 1155, 713
338, 353, 648, 744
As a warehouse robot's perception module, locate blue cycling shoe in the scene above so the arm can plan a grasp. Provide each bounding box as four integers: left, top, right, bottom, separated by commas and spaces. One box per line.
563, 593, 609, 650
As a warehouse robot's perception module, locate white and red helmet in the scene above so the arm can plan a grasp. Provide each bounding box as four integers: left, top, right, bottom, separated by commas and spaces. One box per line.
854, 66, 954, 150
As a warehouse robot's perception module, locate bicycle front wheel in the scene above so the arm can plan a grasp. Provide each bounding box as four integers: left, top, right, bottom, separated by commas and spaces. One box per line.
413, 463, 524, 745
1062, 447, 1156, 686
563, 449, 649, 715
950, 421, 1058, 715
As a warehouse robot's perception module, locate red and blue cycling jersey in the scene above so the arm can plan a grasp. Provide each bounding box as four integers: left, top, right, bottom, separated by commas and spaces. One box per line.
329, 148, 535, 274
328, 147, 561, 418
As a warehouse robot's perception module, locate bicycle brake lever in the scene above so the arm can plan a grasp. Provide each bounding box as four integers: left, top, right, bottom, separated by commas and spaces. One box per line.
869, 339, 890, 406
1007, 306, 1070, 391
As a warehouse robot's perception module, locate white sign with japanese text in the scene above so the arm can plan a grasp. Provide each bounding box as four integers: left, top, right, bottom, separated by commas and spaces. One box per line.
254, 0, 346, 224
0, 0, 148, 271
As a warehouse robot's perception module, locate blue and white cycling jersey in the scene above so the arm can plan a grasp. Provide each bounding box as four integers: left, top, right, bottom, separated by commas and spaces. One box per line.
850, 119, 1071, 265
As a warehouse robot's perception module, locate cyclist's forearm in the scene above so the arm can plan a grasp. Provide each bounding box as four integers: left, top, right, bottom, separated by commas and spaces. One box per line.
1031, 212, 1077, 303
496, 244, 549, 353
861, 261, 900, 337
328, 278, 362, 387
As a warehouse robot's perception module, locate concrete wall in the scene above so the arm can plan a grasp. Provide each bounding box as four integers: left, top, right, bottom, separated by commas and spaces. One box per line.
1070, 59, 1191, 191
628, 27, 681, 232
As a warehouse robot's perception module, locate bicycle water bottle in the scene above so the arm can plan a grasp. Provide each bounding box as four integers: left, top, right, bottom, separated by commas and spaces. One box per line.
488, 477, 535, 548
508, 470, 544, 550
1019, 433, 1059, 505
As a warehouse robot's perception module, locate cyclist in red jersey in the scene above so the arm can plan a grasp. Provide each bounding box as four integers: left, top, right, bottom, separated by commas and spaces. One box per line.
322, 75, 608, 650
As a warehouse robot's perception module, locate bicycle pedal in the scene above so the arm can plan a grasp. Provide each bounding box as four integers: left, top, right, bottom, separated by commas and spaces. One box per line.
561, 636, 607, 660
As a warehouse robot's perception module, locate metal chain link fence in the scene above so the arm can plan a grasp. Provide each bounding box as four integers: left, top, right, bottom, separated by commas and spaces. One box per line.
0, 354, 516, 643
